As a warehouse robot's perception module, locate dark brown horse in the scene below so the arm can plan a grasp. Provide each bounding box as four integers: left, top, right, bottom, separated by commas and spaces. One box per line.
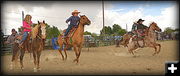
19, 21, 46, 72
57, 15, 91, 63
10, 31, 32, 70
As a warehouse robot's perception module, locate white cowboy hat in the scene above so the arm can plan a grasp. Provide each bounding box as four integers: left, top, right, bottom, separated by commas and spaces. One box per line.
72, 10, 80, 15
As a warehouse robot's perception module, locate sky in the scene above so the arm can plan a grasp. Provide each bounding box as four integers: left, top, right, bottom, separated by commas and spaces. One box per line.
1, 1, 179, 35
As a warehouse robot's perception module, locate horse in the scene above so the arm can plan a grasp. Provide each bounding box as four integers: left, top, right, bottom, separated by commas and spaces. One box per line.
10, 30, 32, 70
19, 20, 46, 72
121, 22, 161, 56
57, 15, 91, 63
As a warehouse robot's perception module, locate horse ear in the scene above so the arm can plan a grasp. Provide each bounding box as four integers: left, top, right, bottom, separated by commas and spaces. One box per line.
43, 20, 45, 24
38, 21, 40, 24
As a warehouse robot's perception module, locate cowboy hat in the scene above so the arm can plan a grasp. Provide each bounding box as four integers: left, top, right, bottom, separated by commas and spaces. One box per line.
72, 10, 80, 15
137, 19, 145, 23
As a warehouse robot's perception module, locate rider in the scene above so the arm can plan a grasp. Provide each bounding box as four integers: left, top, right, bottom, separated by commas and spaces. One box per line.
19, 14, 33, 48
63, 10, 80, 39
131, 19, 147, 47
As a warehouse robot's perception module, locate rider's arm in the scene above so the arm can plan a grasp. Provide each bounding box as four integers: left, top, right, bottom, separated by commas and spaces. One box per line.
23, 21, 32, 30
66, 16, 72, 23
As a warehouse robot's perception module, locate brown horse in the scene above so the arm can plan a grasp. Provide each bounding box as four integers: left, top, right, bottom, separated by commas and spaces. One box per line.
122, 22, 161, 56
19, 20, 46, 72
57, 15, 91, 63
10, 30, 32, 70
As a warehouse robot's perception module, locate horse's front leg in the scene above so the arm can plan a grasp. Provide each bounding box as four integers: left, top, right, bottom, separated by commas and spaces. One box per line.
73, 46, 79, 63
20, 49, 25, 70
32, 50, 37, 72
37, 50, 41, 71
64, 44, 68, 60
58, 45, 65, 60
151, 44, 157, 56
155, 43, 161, 54
76, 45, 82, 63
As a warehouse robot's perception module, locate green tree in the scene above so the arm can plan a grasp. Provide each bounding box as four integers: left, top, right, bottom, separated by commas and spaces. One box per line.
91, 33, 98, 37
112, 24, 122, 33
100, 26, 113, 36
84, 31, 92, 35
117, 29, 127, 36
164, 27, 176, 34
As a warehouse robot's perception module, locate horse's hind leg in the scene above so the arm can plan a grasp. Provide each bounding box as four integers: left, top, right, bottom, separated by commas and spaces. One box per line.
20, 49, 25, 70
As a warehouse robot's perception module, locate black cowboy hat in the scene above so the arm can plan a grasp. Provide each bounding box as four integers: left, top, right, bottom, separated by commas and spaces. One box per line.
137, 19, 145, 23
11, 28, 16, 32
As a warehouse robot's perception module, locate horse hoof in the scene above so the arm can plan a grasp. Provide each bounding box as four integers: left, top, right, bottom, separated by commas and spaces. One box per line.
21, 67, 24, 71
10, 64, 13, 70
73, 59, 77, 62
37, 68, 41, 71
34, 68, 37, 72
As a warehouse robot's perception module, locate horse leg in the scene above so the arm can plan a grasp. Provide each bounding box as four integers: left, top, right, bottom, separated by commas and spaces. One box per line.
152, 44, 157, 56
155, 43, 161, 54
76, 46, 82, 63
64, 44, 68, 60
32, 50, 37, 72
73, 46, 79, 63
58, 45, 64, 60
20, 49, 25, 70
37, 51, 41, 71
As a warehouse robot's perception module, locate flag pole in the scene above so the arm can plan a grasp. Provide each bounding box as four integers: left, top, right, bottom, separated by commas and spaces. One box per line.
102, 0, 105, 36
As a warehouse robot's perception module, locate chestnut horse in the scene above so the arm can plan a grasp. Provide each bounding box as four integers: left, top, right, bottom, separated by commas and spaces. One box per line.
19, 21, 46, 72
121, 22, 161, 56
57, 15, 91, 63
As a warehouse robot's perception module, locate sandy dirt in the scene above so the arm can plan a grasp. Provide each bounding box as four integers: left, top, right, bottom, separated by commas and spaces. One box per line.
1, 40, 179, 75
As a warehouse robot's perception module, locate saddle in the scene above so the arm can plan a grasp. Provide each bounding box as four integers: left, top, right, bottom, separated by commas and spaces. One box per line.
64, 27, 77, 38
62, 27, 77, 44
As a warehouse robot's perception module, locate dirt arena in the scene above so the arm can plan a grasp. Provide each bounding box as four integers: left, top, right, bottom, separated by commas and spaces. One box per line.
1, 40, 179, 75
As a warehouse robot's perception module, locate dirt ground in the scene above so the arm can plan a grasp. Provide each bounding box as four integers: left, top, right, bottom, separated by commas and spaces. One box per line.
1, 40, 179, 75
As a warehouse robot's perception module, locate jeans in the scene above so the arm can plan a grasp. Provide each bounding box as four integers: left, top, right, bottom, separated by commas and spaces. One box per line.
20, 31, 28, 43
64, 25, 73, 36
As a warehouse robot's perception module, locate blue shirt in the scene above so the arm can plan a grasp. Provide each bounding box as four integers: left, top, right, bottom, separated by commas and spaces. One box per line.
66, 16, 80, 26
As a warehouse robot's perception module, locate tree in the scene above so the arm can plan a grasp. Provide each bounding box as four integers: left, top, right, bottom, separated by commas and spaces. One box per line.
84, 31, 92, 35
164, 27, 176, 34
100, 26, 113, 36
112, 24, 122, 33
46, 25, 60, 39
91, 33, 98, 37
117, 29, 127, 36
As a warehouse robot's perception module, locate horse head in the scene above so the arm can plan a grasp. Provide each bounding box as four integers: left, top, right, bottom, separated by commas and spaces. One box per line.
80, 15, 91, 25
150, 22, 162, 32
38, 20, 46, 39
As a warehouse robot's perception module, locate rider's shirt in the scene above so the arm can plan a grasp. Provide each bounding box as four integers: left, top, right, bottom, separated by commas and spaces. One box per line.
132, 23, 138, 32
66, 16, 80, 27
23, 21, 32, 32
6, 33, 19, 44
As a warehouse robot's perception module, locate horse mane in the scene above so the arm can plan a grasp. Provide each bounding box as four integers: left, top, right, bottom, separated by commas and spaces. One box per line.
31, 24, 40, 39
146, 22, 157, 36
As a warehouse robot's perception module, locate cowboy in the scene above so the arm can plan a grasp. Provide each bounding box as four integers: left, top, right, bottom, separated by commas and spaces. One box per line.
4, 29, 19, 52
19, 14, 33, 48
63, 10, 80, 39
131, 19, 148, 47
